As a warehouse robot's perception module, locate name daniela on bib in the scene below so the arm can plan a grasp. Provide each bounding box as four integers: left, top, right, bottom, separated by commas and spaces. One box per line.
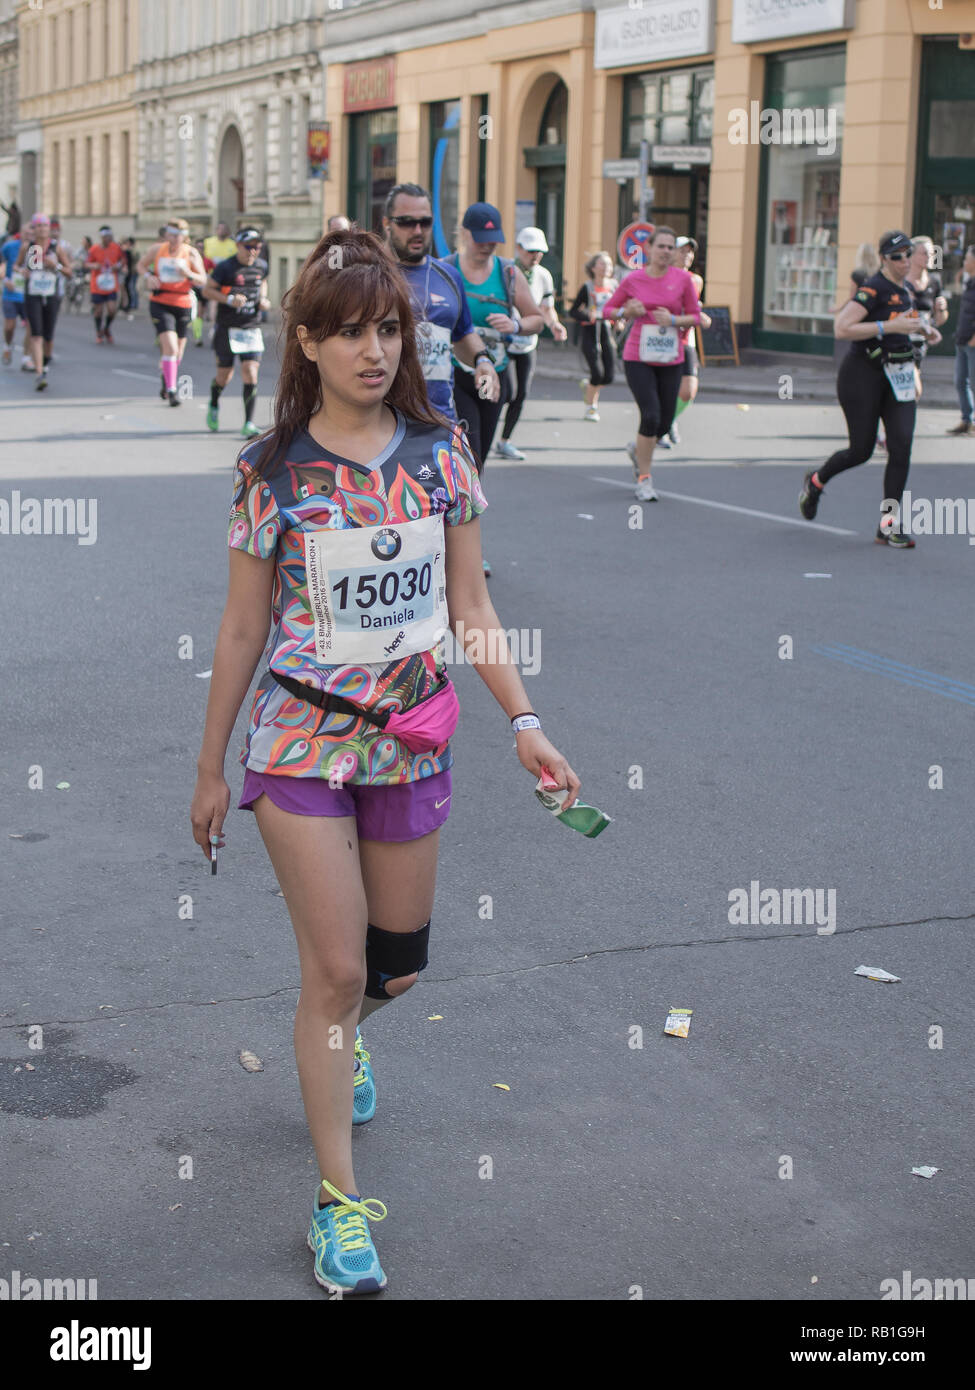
304, 513, 449, 665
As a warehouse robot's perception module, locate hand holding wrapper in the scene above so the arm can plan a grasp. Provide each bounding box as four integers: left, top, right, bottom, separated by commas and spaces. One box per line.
535, 765, 611, 839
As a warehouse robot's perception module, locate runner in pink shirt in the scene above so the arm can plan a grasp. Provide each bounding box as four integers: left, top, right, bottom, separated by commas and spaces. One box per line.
600, 225, 702, 500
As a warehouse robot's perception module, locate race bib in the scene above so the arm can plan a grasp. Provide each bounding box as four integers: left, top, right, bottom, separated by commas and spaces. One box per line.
10, 269, 25, 294
883, 360, 916, 403
228, 326, 264, 354
638, 324, 680, 364
415, 321, 452, 381
28, 270, 56, 296
96, 270, 117, 291
157, 257, 185, 284
304, 514, 448, 665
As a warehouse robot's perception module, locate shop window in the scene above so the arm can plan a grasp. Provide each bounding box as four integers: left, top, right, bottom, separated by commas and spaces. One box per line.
927, 103, 975, 160
624, 68, 713, 155
758, 47, 846, 343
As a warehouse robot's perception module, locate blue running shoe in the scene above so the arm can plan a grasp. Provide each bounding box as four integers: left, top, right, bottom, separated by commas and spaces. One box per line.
353, 1028, 376, 1125
308, 1178, 388, 1295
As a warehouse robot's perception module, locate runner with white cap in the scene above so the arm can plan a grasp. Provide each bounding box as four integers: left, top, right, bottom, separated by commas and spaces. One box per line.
663, 236, 711, 448
495, 227, 567, 460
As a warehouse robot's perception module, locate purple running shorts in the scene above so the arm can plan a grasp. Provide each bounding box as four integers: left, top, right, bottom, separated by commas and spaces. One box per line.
238, 767, 452, 842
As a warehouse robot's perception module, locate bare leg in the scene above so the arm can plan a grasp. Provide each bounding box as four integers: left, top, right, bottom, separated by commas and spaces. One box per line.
253, 796, 366, 1197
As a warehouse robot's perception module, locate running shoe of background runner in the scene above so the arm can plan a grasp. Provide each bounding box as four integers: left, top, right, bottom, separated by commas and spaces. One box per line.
353, 1028, 376, 1125
635, 477, 658, 502
35, 369, 48, 391
946, 421, 973, 435
206, 404, 219, 431
308, 1179, 388, 1295
798, 471, 823, 520
667, 422, 680, 445
495, 439, 524, 459
655, 434, 672, 449
241, 420, 261, 439
584, 406, 599, 421
168, 390, 180, 408
875, 524, 915, 548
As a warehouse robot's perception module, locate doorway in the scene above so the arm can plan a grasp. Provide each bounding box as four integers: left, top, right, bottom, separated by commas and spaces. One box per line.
914, 40, 975, 356
524, 81, 567, 301
218, 125, 245, 227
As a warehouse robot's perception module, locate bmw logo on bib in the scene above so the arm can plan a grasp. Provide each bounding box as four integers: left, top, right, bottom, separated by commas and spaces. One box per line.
371, 528, 402, 561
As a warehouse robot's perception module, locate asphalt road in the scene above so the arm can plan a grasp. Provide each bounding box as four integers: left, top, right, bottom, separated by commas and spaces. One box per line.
2, 308, 974, 1303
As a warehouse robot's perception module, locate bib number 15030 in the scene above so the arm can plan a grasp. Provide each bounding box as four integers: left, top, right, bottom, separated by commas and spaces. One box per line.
332, 563, 432, 611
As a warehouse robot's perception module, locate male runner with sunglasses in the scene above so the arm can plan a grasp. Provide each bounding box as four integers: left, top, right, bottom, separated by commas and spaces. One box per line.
382, 183, 499, 426
799, 231, 940, 547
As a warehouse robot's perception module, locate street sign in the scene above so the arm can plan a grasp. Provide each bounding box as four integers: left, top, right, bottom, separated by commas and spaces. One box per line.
617, 220, 656, 270
602, 158, 641, 180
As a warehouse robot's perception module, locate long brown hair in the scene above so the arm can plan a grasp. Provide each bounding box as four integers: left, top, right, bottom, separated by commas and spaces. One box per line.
251, 229, 450, 476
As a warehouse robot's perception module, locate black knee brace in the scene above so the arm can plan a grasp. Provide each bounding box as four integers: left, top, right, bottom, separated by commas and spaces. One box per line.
364, 920, 430, 999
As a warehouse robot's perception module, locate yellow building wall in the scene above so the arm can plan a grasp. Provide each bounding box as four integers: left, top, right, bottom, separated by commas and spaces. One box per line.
325, 0, 970, 328
19, 0, 138, 220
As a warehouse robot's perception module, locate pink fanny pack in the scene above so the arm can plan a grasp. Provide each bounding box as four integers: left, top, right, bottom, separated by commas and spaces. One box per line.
382, 679, 460, 753
271, 671, 459, 754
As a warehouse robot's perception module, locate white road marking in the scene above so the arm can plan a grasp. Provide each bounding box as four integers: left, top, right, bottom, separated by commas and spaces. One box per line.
196, 670, 212, 679
590, 476, 858, 535
804, 572, 833, 577
112, 369, 160, 382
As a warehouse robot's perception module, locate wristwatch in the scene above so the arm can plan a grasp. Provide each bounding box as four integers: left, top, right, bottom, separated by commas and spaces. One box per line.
473, 349, 493, 367
511, 713, 541, 734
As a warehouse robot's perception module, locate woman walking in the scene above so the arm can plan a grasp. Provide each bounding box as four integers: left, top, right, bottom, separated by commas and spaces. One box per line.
599, 226, 702, 501
568, 251, 620, 421
190, 230, 579, 1296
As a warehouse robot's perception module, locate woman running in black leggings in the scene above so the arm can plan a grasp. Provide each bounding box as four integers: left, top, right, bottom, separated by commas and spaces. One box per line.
569, 252, 620, 421
799, 231, 941, 547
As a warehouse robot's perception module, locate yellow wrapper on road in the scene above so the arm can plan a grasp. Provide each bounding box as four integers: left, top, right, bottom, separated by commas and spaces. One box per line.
664, 1007, 693, 1038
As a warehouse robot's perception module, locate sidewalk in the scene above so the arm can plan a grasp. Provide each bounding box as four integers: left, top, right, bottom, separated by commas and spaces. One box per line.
534, 337, 962, 409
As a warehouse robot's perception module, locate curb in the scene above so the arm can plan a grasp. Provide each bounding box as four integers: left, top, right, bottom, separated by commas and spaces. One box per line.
531, 359, 960, 410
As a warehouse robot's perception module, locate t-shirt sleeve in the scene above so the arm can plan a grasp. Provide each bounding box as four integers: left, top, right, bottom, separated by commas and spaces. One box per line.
212, 259, 231, 288
228, 457, 283, 558
538, 267, 555, 305
681, 270, 702, 322
450, 269, 474, 342
444, 427, 488, 526
853, 284, 878, 313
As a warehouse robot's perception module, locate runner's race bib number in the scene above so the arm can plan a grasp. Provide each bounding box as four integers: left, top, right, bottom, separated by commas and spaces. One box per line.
157, 257, 185, 284
28, 270, 57, 296
638, 323, 680, 364
96, 271, 117, 292
11, 270, 25, 294
304, 514, 448, 665
883, 360, 916, 403
415, 321, 452, 381
228, 326, 264, 354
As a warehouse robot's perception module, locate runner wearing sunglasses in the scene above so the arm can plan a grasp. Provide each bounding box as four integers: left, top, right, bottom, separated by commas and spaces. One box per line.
799, 231, 941, 547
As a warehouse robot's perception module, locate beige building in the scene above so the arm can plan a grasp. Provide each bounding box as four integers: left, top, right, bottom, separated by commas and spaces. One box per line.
18, 0, 139, 246
320, 0, 975, 356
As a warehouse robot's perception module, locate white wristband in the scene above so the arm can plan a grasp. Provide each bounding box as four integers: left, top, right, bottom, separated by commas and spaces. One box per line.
511, 714, 541, 734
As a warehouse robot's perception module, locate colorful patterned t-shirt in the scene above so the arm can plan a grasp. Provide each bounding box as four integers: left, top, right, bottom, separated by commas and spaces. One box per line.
228, 410, 488, 785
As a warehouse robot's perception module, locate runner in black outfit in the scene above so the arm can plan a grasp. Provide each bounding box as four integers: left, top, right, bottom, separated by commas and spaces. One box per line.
799, 231, 941, 547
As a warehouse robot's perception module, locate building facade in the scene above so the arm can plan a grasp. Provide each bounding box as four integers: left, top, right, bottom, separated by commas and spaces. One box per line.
18, 0, 140, 246
0, 0, 17, 221
320, 0, 975, 355
134, 0, 326, 299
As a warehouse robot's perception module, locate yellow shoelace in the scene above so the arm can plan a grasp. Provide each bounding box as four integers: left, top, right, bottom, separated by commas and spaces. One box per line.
319, 1177, 387, 1252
